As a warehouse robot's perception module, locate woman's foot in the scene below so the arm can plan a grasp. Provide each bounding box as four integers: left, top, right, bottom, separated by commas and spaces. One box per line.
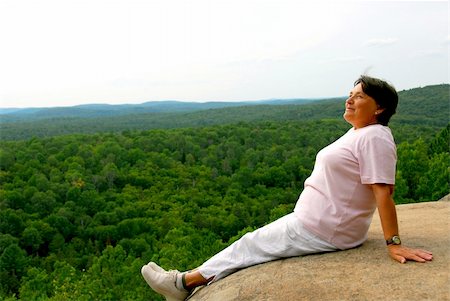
141, 263, 190, 301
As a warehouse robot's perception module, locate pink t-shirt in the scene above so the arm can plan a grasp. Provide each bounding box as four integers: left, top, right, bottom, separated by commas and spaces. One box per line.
294, 124, 397, 250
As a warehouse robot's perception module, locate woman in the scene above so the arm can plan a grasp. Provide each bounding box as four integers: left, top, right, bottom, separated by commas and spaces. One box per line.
141, 75, 433, 301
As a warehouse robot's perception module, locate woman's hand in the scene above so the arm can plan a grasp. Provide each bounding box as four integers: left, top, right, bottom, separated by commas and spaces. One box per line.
371, 184, 433, 264
388, 244, 433, 263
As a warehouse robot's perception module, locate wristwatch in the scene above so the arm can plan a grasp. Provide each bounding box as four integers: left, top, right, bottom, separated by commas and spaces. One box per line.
386, 235, 401, 246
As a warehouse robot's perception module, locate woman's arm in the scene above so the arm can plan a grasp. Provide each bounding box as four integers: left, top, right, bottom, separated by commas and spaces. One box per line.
371, 183, 433, 263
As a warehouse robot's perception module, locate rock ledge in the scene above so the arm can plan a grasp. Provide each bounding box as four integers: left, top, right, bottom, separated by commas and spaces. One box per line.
189, 199, 450, 301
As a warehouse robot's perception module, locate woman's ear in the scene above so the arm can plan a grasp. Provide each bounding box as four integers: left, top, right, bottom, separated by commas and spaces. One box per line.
375, 107, 385, 115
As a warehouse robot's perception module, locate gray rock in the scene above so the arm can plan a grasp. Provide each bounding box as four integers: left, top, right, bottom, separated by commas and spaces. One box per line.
189, 199, 450, 301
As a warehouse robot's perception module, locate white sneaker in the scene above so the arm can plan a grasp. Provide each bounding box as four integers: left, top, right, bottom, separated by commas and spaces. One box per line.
141, 265, 189, 301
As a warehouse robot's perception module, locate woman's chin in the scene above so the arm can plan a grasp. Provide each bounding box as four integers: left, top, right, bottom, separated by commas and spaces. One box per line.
343, 112, 352, 121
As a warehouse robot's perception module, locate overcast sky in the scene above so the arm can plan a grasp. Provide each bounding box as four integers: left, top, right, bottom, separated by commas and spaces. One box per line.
0, 0, 448, 108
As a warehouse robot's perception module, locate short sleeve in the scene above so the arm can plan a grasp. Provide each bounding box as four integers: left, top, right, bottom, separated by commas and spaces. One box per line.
357, 132, 397, 185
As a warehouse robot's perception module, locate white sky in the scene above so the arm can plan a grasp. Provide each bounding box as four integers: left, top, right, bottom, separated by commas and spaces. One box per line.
0, 0, 448, 108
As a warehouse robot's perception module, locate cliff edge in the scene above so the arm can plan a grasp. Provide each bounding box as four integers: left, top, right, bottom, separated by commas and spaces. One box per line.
189, 198, 450, 301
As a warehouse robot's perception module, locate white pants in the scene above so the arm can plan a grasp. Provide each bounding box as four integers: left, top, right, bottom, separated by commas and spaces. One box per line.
198, 213, 337, 282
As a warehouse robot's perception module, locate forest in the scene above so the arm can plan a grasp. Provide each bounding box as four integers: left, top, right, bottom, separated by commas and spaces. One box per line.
0, 84, 449, 300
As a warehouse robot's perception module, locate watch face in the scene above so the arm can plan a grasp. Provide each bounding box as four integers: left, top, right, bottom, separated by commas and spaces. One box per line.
392, 236, 401, 244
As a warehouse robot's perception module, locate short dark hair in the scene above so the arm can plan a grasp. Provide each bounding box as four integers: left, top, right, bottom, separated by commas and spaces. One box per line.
354, 75, 398, 126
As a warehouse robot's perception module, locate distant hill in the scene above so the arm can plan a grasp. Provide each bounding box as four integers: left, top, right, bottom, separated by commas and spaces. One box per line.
0, 98, 318, 122
0, 84, 448, 140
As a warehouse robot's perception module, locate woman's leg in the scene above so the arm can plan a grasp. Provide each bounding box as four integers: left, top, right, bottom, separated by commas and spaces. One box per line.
196, 212, 336, 283
184, 270, 209, 289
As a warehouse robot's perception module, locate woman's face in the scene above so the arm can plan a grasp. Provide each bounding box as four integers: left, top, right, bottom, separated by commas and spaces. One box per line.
343, 83, 381, 129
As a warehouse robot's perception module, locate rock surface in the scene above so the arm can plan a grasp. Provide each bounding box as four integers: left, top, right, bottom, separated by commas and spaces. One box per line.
188, 199, 450, 301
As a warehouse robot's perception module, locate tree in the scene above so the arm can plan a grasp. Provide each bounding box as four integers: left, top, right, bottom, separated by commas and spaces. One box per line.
396, 139, 429, 200
18, 267, 51, 300
26, 191, 57, 218
48, 261, 81, 300
21, 227, 43, 254
0, 149, 15, 170
0, 209, 25, 237
0, 244, 28, 296
428, 123, 449, 155
101, 163, 120, 189
416, 152, 450, 201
